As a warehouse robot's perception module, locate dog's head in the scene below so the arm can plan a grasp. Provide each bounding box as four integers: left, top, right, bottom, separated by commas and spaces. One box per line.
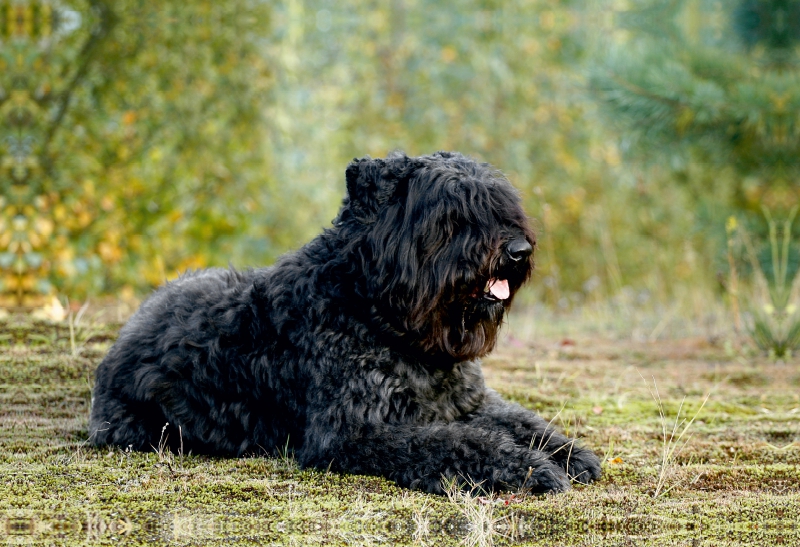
334, 151, 535, 362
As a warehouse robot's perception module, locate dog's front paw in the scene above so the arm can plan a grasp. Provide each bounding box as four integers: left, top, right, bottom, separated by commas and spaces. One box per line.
519, 459, 571, 494
564, 447, 602, 485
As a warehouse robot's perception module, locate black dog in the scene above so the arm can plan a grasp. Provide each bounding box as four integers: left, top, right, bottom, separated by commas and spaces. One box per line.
90, 151, 601, 494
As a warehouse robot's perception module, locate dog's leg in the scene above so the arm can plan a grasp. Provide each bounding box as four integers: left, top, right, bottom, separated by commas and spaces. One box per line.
89, 394, 169, 452
463, 390, 601, 485
298, 420, 570, 495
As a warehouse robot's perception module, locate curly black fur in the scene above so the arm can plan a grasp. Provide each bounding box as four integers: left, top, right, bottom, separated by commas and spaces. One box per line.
90, 151, 601, 494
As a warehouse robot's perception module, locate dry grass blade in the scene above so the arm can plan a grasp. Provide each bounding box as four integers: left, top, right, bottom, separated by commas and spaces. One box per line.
411, 500, 431, 545
532, 401, 567, 452
151, 422, 174, 468
442, 477, 510, 547
639, 371, 710, 497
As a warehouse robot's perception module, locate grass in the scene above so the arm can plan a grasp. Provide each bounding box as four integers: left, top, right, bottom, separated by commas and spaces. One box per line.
443, 477, 507, 547
727, 209, 800, 359
1, 311, 798, 546
638, 372, 710, 498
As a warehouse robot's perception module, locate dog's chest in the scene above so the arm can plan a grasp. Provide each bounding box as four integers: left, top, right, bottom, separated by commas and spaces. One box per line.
380, 359, 486, 424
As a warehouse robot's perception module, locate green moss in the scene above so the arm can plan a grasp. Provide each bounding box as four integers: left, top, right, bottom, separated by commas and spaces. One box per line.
2, 317, 799, 545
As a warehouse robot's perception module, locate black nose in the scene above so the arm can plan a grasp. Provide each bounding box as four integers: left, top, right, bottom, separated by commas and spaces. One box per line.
506, 239, 532, 262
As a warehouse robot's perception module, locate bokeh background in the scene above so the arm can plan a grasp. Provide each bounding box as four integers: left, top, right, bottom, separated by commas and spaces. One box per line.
1, 0, 799, 345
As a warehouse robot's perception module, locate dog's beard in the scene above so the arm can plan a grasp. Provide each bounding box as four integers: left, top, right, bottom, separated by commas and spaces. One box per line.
453, 298, 506, 359
415, 282, 510, 362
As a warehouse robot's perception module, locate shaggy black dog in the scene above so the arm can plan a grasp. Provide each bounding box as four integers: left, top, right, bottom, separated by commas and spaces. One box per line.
90, 151, 601, 494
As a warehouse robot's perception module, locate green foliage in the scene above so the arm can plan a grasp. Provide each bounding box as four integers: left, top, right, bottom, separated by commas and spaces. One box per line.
589, 0, 800, 214
589, 0, 800, 340
734, 209, 800, 358
4, 0, 791, 307
1, 0, 274, 300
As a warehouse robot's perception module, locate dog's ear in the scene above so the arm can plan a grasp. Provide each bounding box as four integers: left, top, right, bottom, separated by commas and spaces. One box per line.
345, 155, 412, 222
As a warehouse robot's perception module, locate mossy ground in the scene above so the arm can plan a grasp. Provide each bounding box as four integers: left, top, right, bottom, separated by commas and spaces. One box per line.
2, 313, 798, 546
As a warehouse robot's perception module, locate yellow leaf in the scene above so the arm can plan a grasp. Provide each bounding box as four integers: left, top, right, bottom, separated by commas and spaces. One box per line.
725, 216, 737, 234
440, 46, 457, 63
31, 296, 66, 321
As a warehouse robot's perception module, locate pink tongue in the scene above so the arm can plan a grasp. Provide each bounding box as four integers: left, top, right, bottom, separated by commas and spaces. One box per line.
488, 278, 510, 300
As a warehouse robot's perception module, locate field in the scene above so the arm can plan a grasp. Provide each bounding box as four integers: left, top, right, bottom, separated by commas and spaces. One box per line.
2, 313, 798, 546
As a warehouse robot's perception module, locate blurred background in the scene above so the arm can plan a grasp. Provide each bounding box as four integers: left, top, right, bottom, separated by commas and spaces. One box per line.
1, 0, 798, 348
